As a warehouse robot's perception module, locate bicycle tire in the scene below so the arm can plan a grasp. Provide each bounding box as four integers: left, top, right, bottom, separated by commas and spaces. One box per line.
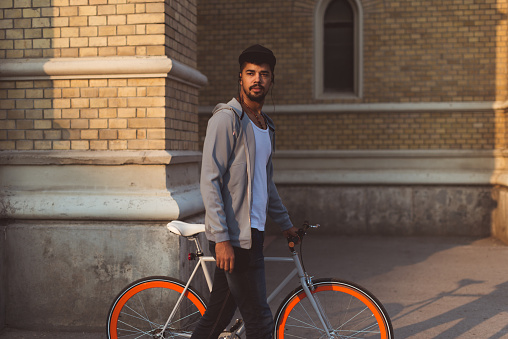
107, 276, 207, 339
274, 278, 393, 339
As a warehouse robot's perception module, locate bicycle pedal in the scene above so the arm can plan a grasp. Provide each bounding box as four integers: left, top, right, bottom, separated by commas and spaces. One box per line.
218, 331, 240, 339
228, 318, 243, 332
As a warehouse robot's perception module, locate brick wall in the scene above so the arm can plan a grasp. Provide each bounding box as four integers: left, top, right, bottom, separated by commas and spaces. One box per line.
271, 110, 506, 150
0, 0, 169, 59
0, 0, 199, 151
199, 110, 507, 150
196, 0, 508, 150
0, 77, 199, 151
363, 0, 508, 104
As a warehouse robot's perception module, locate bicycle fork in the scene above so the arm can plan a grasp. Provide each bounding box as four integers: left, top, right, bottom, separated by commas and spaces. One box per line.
291, 251, 336, 338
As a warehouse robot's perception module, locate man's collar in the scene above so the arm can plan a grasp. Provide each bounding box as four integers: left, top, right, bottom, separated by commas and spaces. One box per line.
228, 97, 275, 131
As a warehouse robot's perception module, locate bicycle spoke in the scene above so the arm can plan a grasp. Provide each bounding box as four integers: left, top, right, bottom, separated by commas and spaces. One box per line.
287, 315, 326, 332
279, 333, 310, 339
288, 301, 323, 331
117, 319, 157, 338
121, 305, 163, 327
336, 306, 372, 330
116, 311, 197, 339
136, 291, 154, 333
339, 319, 381, 337
298, 302, 320, 329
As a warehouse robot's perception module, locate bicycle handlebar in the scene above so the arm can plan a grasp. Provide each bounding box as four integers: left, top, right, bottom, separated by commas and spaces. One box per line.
287, 221, 320, 252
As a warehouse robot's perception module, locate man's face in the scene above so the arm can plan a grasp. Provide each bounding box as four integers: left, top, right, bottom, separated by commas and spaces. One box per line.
239, 62, 273, 103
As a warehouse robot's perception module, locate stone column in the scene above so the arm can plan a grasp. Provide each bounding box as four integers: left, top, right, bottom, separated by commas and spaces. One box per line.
0, 150, 205, 330
0, 0, 206, 331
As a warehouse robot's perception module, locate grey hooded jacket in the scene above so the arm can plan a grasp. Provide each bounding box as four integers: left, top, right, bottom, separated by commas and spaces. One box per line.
200, 98, 293, 249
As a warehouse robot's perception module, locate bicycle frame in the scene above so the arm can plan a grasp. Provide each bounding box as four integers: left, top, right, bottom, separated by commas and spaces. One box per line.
159, 236, 335, 338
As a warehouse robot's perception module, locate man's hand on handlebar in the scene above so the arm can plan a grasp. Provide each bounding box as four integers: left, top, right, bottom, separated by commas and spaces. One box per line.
283, 226, 301, 245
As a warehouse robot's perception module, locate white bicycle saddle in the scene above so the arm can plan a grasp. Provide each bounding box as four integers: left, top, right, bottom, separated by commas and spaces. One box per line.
167, 220, 205, 237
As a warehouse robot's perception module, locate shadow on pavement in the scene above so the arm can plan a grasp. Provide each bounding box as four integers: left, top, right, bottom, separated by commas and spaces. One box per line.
264, 234, 508, 338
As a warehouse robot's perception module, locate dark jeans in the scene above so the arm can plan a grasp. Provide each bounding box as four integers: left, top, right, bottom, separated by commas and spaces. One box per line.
190, 228, 273, 339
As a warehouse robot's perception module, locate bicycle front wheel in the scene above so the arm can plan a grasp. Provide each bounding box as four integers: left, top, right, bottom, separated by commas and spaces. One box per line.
274, 278, 393, 339
107, 276, 207, 339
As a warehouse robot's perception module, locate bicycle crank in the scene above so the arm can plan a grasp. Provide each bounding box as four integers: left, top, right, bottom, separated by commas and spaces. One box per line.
218, 332, 241, 339
219, 318, 243, 339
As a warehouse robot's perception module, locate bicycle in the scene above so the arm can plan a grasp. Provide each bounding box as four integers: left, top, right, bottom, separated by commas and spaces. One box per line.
107, 221, 394, 338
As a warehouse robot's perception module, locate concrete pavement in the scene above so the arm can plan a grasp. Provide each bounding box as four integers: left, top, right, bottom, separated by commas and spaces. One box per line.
264, 234, 508, 339
1, 234, 508, 338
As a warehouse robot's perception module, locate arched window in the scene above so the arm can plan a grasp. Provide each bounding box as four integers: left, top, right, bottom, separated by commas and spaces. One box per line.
315, 0, 363, 98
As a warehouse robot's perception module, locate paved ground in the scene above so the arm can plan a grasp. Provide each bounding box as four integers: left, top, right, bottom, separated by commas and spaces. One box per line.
1, 234, 508, 338
265, 234, 508, 339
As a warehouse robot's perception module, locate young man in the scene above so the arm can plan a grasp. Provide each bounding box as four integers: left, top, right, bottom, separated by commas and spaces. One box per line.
192, 45, 299, 339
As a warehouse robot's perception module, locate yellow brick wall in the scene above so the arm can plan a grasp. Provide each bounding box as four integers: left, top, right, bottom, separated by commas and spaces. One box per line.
363, 0, 508, 104
196, 0, 508, 150
0, 0, 197, 64
0, 78, 199, 151
0, 0, 168, 59
0, 0, 199, 151
198, 110, 507, 150
272, 111, 506, 150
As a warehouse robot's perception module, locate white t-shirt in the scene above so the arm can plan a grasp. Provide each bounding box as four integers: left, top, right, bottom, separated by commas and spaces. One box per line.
250, 120, 271, 231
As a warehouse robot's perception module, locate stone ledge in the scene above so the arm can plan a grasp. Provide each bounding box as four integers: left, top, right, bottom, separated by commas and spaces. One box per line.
199, 101, 508, 114
273, 149, 508, 185
1, 188, 203, 220
0, 150, 204, 220
0, 56, 208, 88
0, 150, 202, 165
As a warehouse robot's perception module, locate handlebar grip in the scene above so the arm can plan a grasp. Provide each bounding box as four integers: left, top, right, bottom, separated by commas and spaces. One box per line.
287, 235, 300, 248
287, 228, 306, 248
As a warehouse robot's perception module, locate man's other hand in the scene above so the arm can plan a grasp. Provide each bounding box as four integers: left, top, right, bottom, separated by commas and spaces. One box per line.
215, 241, 235, 273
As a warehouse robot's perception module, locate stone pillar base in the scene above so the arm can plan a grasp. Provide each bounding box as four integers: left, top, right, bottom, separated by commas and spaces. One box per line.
4, 220, 196, 331
0, 150, 206, 331
273, 185, 495, 236
492, 186, 508, 244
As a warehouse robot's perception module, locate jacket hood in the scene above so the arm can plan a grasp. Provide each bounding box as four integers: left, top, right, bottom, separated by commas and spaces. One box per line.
227, 98, 275, 131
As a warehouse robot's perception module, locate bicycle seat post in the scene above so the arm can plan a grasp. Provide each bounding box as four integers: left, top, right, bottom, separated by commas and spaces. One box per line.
194, 236, 204, 255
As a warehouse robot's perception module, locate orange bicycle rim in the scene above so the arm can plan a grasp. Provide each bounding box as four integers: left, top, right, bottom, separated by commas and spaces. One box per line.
109, 280, 206, 339
276, 284, 389, 339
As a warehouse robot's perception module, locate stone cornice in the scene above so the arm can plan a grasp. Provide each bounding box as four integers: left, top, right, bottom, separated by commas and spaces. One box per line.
2, 149, 508, 220
0, 56, 208, 88
0, 150, 204, 220
0, 150, 202, 165
273, 149, 508, 186
199, 101, 508, 114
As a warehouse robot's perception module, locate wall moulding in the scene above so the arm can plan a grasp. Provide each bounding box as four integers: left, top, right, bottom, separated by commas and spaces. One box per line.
0, 150, 202, 166
273, 149, 508, 186
0, 56, 208, 88
0, 150, 204, 221
199, 101, 508, 114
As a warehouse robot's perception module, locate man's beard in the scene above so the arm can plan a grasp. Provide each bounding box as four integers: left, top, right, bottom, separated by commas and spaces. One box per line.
245, 86, 267, 103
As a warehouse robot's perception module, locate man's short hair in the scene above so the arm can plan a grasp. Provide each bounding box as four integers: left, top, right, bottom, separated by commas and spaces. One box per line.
238, 44, 276, 72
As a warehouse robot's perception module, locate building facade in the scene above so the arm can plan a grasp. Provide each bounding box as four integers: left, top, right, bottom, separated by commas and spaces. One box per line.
1, 0, 508, 333
197, 0, 508, 239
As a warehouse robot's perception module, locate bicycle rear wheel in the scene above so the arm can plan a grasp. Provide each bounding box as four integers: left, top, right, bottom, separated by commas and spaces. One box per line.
107, 276, 207, 339
274, 278, 393, 339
